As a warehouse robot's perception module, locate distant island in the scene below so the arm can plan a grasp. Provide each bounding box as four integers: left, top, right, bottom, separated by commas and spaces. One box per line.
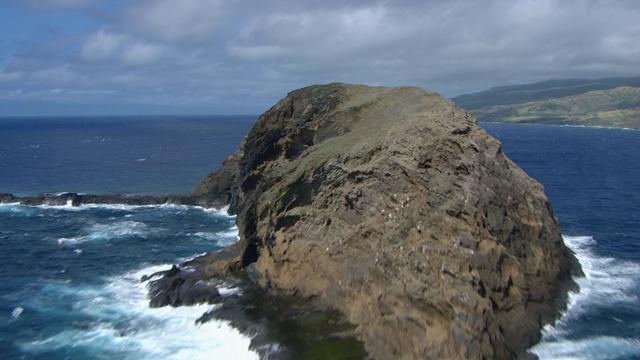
452, 77, 640, 129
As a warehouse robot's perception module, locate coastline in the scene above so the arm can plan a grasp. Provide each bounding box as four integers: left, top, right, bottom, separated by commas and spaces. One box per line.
479, 121, 640, 131
0, 192, 228, 208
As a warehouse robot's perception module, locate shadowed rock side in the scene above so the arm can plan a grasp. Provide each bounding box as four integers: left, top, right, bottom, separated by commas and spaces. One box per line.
186, 83, 581, 359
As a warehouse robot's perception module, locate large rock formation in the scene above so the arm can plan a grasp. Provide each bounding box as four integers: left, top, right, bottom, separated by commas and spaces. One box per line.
173, 83, 580, 359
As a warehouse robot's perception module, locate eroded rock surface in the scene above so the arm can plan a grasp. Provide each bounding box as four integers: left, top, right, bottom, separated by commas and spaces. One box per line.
183, 83, 580, 359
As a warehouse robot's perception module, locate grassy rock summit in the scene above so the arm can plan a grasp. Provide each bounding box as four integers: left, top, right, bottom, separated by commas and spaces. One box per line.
452, 77, 640, 129
156, 83, 581, 359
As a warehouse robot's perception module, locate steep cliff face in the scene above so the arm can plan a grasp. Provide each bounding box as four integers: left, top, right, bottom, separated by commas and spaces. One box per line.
192, 83, 580, 359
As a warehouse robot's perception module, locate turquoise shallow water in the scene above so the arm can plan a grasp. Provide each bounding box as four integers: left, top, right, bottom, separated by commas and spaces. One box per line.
0, 117, 638, 359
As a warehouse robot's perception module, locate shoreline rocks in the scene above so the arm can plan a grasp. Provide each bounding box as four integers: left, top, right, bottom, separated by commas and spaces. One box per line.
0, 192, 227, 208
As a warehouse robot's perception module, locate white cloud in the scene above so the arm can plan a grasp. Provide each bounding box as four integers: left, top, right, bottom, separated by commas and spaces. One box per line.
80, 30, 126, 61
31, 65, 77, 83
121, 42, 166, 66
0, 72, 21, 82
80, 29, 167, 66
122, 0, 224, 42
2, 0, 640, 115
224, 0, 640, 93
230, 5, 411, 60
228, 44, 285, 60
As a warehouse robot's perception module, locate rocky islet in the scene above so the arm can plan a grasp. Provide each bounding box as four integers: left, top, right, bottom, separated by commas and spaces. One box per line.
162, 83, 581, 359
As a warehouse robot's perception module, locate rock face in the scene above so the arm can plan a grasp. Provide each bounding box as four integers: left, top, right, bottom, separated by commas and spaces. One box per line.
190, 83, 580, 359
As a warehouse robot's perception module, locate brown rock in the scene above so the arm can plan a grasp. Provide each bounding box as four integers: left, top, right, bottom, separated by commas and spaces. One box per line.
191, 83, 581, 359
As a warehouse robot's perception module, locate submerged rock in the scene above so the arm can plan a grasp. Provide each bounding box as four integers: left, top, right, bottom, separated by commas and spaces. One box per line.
184, 83, 581, 359
145, 264, 223, 308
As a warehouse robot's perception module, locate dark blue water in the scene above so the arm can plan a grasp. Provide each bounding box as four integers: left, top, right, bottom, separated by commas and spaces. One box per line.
0, 117, 638, 359
0, 116, 255, 196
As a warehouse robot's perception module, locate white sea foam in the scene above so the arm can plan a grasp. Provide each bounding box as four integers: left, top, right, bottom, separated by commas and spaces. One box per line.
43, 203, 150, 212
88, 221, 153, 240
193, 231, 222, 241
0, 203, 26, 213
199, 204, 231, 216
57, 237, 85, 245
173, 227, 241, 264
194, 225, 240, 242
531, 235, 640, 359
57, 221, 154, 244
118, 204, 231, 219
194, 225, 240, 246
557, 124, 639, 131
35, 199, 83, 210
18, 264, 258, 359
553, 236, 638, 329
218, 286, 242, 297
10, 306, 24, 321
532, 336, 640, 360
4, 202, 234, 223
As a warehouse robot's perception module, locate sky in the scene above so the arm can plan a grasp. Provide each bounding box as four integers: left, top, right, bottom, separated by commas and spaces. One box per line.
1, 0, 639, 116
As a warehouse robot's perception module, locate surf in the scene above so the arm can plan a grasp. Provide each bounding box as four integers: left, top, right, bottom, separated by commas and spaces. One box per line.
16, 264, 258, 359
531, 235, 640, 359
0, 202, 259, 359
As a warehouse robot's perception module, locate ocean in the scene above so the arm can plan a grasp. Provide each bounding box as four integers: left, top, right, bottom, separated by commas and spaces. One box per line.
0, 116, 638, 359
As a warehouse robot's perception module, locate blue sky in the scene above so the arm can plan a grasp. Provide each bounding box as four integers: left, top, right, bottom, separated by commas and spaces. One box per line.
1, 0, 639, 116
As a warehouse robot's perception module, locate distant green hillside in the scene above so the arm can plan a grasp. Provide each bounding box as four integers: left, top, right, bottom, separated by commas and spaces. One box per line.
452, 77, 640, 129
453, 77, 640, 110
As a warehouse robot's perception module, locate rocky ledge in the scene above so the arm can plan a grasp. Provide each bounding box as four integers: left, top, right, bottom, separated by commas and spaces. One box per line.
149, 83, 582, 359
0, 192, 227, 208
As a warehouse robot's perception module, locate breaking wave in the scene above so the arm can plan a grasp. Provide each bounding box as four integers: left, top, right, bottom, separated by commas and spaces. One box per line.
16, 265, 257, 359
531, 235, 640, 360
